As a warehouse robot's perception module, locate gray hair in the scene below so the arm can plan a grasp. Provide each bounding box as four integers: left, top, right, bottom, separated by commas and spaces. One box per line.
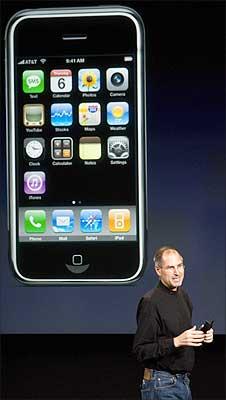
153, 246, 183, 268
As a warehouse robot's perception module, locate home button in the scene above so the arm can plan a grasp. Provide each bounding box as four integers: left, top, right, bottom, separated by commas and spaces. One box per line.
65, 254, 90, 274
72, 254, 83, 266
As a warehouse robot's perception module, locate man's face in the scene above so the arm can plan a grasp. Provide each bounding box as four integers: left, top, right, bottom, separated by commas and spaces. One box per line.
155, 250, 185, 291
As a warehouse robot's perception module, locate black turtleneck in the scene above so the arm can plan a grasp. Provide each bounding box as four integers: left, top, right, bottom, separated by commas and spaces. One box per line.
133, 281, 195, 373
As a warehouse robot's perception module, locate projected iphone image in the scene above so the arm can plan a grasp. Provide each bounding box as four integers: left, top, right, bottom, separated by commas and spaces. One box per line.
6, 5, 146, 283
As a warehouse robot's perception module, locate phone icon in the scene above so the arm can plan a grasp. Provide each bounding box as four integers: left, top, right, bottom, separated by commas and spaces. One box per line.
30, 217, 41, 228
24, 210, 46, 233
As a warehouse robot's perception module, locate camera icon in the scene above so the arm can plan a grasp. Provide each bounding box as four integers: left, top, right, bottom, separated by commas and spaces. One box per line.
106, 68, 129, 91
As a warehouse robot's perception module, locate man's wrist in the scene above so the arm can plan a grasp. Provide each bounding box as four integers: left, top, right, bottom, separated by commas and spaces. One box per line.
173, 337, 180, 348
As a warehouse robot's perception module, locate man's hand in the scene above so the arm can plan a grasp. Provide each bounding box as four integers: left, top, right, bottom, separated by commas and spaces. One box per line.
203, 328, 214, 343
173, 326, 205, 348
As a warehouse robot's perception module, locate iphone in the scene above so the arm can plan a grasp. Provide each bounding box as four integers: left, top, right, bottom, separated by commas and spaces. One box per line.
5, 6, 147, 283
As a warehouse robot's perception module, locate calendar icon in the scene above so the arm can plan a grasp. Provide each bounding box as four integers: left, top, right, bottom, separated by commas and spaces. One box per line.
50, 69, 72, 93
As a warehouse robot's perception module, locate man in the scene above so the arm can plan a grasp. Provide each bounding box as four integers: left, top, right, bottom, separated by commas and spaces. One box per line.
133, 246, 214, 400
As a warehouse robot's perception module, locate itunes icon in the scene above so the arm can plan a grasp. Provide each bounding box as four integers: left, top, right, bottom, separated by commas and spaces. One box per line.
24, 171, 46, 195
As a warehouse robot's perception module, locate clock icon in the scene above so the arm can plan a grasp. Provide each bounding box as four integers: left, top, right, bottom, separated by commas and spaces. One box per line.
24, 138, 45, 160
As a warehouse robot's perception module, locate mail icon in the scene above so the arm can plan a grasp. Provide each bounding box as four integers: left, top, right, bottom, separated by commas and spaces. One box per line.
52, 210, 74, 233
56, 216, 70, 226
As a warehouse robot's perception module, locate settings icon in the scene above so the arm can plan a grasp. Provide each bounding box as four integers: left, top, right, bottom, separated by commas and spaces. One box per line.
107, 136, 129, 159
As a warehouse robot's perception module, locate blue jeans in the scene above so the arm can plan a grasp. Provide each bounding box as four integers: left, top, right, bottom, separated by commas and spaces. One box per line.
140, 370, 192, 400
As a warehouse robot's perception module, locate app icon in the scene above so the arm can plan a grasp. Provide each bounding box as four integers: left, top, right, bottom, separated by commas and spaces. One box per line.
79, 103, 101, 126
24, 210, 46, 233
106, 68, 129, 91
24, 171, 46, 195
80, 209, 102, 233
51, 103, 73, 126
52, 210, 74, 233
51, 137, 73, 160
23, 104, 45, 126
50, 69, 72, 93
24, 138, 45, 160
79, 137, 101, 160
109, 209, 131, 232
107, 102, 129, 125
22, 70, 44, 93
107, 136, 129, 159
78, 69, 100, 92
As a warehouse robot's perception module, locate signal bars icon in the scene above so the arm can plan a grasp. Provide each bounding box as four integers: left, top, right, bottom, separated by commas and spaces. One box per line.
17, 59, 46, 65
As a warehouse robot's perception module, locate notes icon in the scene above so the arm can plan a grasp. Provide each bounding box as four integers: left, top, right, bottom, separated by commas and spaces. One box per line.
24, 171, 46, 194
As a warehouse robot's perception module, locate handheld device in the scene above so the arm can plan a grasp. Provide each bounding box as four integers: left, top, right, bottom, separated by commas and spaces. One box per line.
5, 6, 147, 284
199, 320, 214, 333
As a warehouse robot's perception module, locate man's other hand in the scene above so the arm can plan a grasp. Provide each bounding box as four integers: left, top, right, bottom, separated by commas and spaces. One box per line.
173, 326, 205, 348
203, 328, 214, 343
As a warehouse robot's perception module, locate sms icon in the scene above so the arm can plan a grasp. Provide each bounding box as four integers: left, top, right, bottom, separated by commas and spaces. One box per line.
22, 70, 44, 93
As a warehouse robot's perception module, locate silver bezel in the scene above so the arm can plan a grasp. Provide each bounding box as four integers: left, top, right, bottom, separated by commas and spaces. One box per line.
5, 6, 147, 285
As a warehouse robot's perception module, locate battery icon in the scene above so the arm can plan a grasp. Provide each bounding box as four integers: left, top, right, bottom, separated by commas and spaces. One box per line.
124, 56, 133, 62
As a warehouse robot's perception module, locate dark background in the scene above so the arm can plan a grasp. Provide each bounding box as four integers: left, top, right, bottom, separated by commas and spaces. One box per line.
0, 0, 225, 399
0, 0, 225, 335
